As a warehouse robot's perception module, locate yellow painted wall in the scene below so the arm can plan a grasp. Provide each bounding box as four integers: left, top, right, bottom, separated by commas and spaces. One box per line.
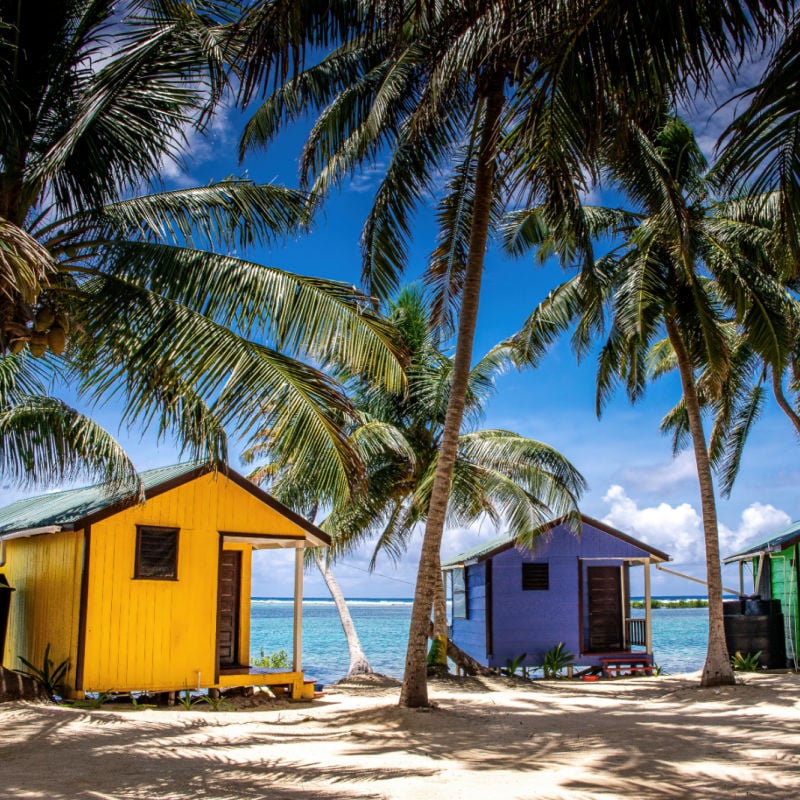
81, 472, 298, 693
1, 531, 84, 693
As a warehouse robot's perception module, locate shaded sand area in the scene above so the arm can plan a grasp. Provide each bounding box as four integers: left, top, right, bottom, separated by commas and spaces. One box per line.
2, 672, 799, 799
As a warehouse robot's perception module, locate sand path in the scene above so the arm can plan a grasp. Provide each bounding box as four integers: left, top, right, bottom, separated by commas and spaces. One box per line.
1, 672, 799, 799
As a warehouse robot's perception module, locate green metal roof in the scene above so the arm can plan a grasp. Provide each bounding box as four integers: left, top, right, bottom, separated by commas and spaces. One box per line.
0, 462, 207, 534
724, 520, 800, 563
441, 532, 515, 568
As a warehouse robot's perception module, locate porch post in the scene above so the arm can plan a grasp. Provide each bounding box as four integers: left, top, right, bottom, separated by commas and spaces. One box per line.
739, 560, 744, 595
293, 545, 303, 672
644, 558, 653, 654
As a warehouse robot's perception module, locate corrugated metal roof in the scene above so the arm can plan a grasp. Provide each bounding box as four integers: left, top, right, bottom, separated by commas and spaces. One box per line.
724, 520, 800, 562
441, 532, 515, 568
0, 462, 206, 534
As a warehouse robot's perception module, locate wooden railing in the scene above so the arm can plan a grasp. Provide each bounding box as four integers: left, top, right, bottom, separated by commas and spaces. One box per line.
625, 617, 647, 647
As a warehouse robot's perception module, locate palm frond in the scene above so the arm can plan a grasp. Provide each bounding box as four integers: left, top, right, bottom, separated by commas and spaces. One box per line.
99, 180, 307, 251
0, 395, 142, 496
98, 242, 404, 389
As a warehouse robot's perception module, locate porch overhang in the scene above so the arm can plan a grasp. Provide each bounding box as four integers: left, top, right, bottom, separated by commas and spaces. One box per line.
219, 530, 327, 548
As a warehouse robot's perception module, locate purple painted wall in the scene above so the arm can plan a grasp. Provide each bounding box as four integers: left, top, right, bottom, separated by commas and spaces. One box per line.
451, 521, 655, 669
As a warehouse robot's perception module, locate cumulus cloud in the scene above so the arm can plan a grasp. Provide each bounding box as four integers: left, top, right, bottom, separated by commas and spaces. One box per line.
601, 485, 791, 568
602, 484, 706, 563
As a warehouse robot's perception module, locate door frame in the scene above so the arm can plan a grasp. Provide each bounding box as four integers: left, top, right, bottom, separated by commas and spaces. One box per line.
216, 548, 243, 674
584, 564, 624, 652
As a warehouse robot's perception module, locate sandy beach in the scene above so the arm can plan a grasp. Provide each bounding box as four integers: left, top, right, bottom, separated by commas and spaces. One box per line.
2, 672, 799, 799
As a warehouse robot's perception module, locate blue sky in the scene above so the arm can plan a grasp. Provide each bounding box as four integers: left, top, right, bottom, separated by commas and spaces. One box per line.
179, 88, 799, 598
5, 63, 796, 599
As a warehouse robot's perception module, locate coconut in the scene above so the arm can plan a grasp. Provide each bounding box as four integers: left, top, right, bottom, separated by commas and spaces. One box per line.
47, 326, 66, 356
28, 340, 47, 357
9, 338, 27, 354
34, 308, 55, 332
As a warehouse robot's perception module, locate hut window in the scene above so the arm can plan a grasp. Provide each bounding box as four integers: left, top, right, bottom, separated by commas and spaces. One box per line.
135, 526, 179, 579
522, 562, 549, 591
452, 568, 468, 619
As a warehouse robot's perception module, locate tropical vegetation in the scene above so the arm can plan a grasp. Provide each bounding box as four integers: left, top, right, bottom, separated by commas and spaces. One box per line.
503, 115, 790, 686
247, 286, 585, 676
0, 0, 402, 500
234, 0, 788, 703
3, 0, 799, 704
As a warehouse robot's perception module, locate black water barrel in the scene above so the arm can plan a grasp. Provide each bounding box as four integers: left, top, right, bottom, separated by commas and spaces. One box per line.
724, 599, 745, 615
724, 613, 786, 669
745, 597, 780, 616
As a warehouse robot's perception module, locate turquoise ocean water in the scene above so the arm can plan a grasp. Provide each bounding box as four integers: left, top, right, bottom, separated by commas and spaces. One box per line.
250, 598, 709, 685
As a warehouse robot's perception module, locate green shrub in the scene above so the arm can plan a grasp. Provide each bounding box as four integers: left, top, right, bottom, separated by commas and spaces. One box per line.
252, 648, 290, 669
504, 653, 528, 676
542, 642, 574, 679
731, 651, 761, 671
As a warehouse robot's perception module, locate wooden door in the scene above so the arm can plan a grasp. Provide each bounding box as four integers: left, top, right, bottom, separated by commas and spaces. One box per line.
217, 550, 242, 668
587, 566, 623, 651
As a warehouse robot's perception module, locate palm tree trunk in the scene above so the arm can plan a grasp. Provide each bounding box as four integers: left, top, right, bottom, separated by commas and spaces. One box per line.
399, 80, 505, 707
427, 558, 449, 676
665, 314, 735, 687
314, 554, 373, 677
771, 365, 800, 436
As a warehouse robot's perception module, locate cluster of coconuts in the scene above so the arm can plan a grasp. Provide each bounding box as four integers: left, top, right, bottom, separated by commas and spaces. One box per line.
6, 307, 69, 357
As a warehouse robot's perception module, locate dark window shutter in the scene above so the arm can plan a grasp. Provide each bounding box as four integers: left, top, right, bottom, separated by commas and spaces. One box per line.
522, 562, 549, 591
135, 527, 179, 579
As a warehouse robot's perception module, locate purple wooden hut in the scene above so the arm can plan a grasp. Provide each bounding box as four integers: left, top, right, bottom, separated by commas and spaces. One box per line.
442, 515, 670, 672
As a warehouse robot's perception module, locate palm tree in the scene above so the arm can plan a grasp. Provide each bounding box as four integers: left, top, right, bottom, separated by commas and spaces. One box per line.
250, 286, 585, 679
504, 116, 790, 686
235, 0, 786, 705
0, 0, 403, 496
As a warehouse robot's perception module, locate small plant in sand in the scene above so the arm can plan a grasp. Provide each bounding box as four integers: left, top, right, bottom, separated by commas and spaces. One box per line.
197, 692, 233, 712
130, 693, 156, 710
504, 653, 528, 677
178, 685, 199, 709
16, 644, 69, 700
731, 651, 762, 672
69, 692, 110, 709
542, 643, 574, 679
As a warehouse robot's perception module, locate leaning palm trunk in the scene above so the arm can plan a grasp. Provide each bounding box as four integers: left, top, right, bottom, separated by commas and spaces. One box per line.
315, 554, 373, 677
771, 366, 800, 436
427, 557, 449, 676
399, 83, 505, 708
666, 315, 735, 687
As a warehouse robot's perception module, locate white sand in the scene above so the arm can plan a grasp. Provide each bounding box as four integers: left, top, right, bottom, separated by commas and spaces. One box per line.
2, 671, 799, 799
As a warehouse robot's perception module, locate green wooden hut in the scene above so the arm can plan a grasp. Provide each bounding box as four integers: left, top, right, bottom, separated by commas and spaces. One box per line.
724, 522, 800, 669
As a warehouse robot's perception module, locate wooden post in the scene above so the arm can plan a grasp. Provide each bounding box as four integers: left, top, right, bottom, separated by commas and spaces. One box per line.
644, 559, 652, 654
739, 560, 744, 596
620, 564, 626, 648
293, 545, 303, 673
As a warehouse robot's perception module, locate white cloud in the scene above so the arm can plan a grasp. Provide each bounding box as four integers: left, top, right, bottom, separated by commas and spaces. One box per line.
602, 483, 706, 563
719, 502, 792, 556
601, 485, 791, 568
346, 161, 387, 194
680, 52, 770, 160
621, 451, 697, 493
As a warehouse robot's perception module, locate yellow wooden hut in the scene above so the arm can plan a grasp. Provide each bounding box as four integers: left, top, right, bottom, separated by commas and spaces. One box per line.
0, 462, 329, 700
